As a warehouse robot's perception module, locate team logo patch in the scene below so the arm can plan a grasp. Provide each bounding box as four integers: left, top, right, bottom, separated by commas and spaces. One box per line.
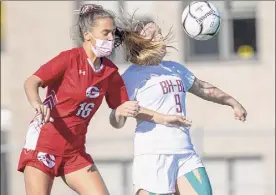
37, 152, 56, 168
86, 86, 100, 98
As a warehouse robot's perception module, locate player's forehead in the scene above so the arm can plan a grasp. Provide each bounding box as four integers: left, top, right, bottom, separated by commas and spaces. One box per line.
140, 22, 161, 37
93, 17, 115, 31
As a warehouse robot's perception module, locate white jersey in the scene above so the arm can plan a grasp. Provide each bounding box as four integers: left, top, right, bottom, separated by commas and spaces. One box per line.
122, 61, 196, 156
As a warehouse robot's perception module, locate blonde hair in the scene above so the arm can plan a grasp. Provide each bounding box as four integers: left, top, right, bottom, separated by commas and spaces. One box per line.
118, 13, 175, 65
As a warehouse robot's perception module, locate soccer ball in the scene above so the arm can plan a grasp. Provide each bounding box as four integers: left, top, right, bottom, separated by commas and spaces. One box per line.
181, 1, 221, 40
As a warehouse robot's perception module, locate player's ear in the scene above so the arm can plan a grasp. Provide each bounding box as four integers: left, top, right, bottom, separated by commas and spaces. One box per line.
83, 32, 92, 41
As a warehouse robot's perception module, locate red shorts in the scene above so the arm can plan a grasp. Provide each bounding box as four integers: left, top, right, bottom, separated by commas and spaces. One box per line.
17, 149, 94, 179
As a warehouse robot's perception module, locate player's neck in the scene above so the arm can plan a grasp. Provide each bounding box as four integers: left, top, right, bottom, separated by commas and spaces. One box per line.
82, 43, 101, 68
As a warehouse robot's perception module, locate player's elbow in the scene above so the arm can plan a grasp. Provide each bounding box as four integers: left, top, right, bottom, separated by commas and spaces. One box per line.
24, 77, 33, 92
24, 75, 43, 90
110, 122, 124, 129
109, 111, 126, 129
109, 119, 125, 129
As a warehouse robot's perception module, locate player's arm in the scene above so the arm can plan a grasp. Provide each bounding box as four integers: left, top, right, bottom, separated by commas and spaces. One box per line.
24, 51, 68, 122
109, 109, 127, 129
170, 61, 238, 106
24, 75, 44, 109
110, 103, 192, 129
108, 72, 191, 129
107, 71, 163, 129
135, 107, 192, 128
109, 105, 131, 129
24, 75, 55, 123
110, 105, 168, 129
106, 71, 130, 129
170, 61, 247, 121
189, 77, 247, 121
189, 77, 239, 107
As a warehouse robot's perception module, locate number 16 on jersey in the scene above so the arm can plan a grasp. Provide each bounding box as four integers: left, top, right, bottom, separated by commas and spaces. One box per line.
76, 102, 95, 118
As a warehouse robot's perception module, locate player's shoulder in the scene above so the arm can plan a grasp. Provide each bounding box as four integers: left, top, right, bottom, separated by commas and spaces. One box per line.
59, 47, 119, 71
53, 47, 83, 70
123, 64, 136, 72
59, 47, 79, 56
53, 47, 83, 64
121, 64, 140, 79
162, 60, 191, 73
162, 60, 186, 69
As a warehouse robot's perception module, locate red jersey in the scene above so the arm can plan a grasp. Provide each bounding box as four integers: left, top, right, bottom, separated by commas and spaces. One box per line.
24, 47, 129, 156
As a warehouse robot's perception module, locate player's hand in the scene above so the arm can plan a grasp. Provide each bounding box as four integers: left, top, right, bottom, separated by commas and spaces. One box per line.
115, 101, 140, 118
32, 102, 53, 123
164, 115, 192, 128
232, 103, 247, 122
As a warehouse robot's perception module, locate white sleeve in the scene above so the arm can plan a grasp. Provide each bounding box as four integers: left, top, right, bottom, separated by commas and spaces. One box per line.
180, 66, 195, 91
165, 61, 195, 91
121, 70, 138, 101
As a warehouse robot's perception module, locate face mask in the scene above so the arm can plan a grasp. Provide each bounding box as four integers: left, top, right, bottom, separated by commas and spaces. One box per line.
90, 34, 114, 57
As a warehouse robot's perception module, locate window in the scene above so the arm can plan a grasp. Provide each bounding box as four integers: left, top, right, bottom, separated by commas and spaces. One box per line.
232, 18, 257, 55
186, 34, 219, 61
183, 1, 258, 62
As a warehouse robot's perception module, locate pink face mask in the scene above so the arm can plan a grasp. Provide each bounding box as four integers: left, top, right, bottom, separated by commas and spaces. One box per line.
91, 34, 114, 57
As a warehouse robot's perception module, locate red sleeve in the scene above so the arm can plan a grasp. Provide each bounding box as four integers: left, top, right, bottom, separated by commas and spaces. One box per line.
105, 71, 129, 109
33, 51, 68, 88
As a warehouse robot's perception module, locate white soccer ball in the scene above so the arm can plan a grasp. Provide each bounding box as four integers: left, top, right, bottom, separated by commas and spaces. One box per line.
181, 1, 221, 40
